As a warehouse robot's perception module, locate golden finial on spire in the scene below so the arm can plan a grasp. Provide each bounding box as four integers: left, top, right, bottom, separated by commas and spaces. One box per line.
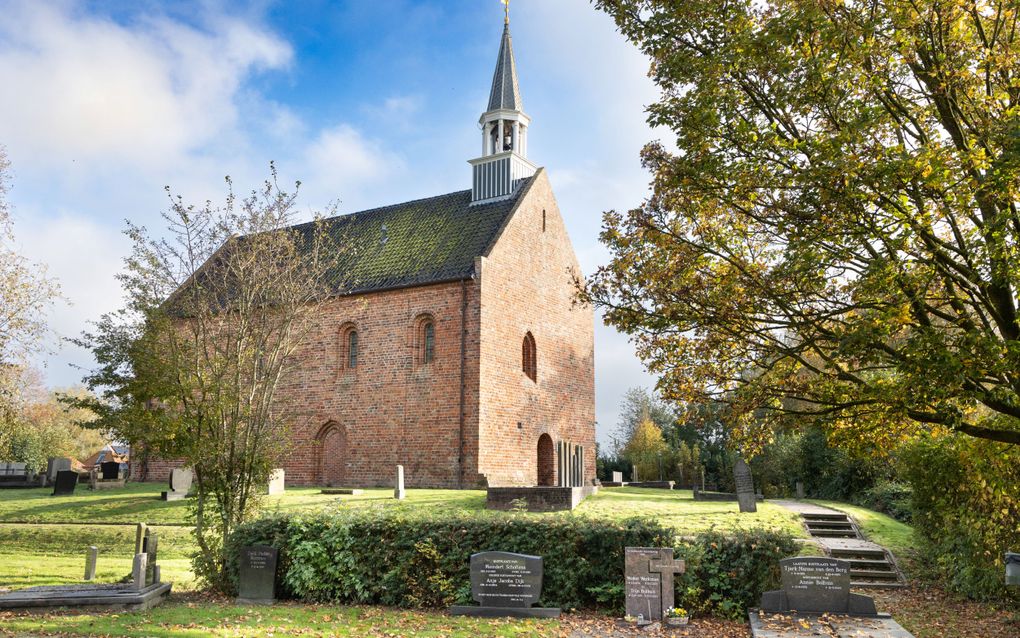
501, 0, 510, 25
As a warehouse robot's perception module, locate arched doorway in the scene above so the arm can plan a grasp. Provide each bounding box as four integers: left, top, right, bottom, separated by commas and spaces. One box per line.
537, 433, 555, 486
315, 422, 346, 487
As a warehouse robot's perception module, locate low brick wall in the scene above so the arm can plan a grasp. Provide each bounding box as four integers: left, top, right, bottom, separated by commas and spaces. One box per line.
485, 485, 598, 512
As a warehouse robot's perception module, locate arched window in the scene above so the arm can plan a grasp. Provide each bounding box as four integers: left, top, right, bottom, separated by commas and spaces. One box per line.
414, 314, 436, 367
339, 323, 358, 372
348, 330, 358, 369
423, 322, 435, 364
522, 332, 537, 382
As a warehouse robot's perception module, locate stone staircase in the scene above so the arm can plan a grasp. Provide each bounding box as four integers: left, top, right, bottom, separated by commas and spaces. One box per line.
799, 512, 905, 589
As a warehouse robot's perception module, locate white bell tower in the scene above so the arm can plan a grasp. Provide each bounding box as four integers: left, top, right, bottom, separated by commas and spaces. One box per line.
469, 11, 537, 204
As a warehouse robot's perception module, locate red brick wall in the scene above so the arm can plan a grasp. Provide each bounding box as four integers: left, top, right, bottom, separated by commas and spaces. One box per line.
273, 281, 481, 488
476, 170, 597, 486
135, 170, 594, 490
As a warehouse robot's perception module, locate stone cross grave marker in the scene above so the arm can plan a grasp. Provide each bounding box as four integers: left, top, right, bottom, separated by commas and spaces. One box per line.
450, 551, 560, 618
84, 546, 98, 581
101, 461, 120, 480
625, 547, 685, 622
237, 545, 279, 605
760, 557, 877, 616
611, 471, 623, 483
52, 470, 77, 496
394, 465, 406, 500
162, 467, 193, 501
734, 457, 757, 513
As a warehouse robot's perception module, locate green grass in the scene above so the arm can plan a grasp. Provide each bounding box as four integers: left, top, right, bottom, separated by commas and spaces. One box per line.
0, 600, 559, 637
572, 487, 806, 536
0, 482, 806, 536
0, 483, 808, 593
806, 499, 916, 559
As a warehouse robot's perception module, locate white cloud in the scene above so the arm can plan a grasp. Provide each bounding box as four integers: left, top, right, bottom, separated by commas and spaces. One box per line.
0, 2, 292, 171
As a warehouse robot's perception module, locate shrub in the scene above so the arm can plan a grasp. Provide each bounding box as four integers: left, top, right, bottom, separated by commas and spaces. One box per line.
676, 529, 799, 619
227, 507, 798, 617
899, 434, 1020, 602
854, 481, 913, 524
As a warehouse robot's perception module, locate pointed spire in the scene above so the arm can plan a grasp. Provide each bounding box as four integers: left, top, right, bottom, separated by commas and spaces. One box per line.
487, 23, 523, 113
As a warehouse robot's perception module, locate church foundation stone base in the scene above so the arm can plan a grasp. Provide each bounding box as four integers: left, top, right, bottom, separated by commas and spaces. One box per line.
485, 486, 597, 512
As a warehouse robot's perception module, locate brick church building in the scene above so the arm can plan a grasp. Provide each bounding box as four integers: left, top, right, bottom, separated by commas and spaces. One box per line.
136, 17, 595, 489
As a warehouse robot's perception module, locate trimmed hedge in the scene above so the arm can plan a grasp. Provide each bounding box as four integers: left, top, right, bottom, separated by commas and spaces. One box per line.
227, 507, 798, 617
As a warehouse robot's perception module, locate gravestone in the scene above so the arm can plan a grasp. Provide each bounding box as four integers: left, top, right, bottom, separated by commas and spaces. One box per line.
131, 553, 148, 591
450, 551, 559, 618
760, 557, 877, 615
52, 470, 78, 496
84, 546, 98, 581
700, 467, 706, 491
134, 523, 147, 556
142, 531, 160, 586
237, 545, 279, 605
796, 481, 805, 499
101, 461, 120, 480
47, 457, 71, 482
625, 547, 685, 622
611, 471, 623, 483
734, 458, 757, 513
266, 469, 285, 495
394, 465, 405, 500
162, 467, 193, 501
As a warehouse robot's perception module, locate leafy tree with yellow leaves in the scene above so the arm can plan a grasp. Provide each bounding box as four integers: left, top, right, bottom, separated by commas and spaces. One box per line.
587, 1, 1020, 447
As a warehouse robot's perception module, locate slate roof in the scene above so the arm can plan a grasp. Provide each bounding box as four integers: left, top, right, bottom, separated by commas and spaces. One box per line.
290, 175, 535, 295
487, 24, 523, 112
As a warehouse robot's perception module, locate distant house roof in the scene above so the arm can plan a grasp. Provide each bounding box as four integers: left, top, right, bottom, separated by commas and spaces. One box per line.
288, 177, 534, 295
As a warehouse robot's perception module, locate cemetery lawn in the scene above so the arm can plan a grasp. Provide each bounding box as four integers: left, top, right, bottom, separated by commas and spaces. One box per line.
0, 598, 562, 637
0, 484, 805, 593
0, 483, 806, 536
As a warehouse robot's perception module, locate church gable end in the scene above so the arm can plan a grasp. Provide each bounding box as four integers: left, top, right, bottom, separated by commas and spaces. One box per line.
476, 170, 596, 488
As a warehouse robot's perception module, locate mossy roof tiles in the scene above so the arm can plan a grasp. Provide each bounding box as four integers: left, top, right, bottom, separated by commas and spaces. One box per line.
291, 176, 533, 295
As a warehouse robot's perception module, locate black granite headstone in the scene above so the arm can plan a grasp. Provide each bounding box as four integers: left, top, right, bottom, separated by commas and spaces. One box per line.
237, 546, 278, 604
450, 551, 559, 618
101, 461, 120, 480
52, 470, 78, 496
760, 557, 877, 616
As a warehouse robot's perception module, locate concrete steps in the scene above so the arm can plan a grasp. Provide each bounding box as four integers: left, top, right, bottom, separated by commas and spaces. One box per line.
798, 511, 906, 589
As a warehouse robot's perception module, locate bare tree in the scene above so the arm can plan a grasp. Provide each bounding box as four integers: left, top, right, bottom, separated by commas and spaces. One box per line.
76, 166, 350, 589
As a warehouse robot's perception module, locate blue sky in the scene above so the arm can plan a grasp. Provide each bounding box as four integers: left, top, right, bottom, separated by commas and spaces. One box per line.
0, 0, 662, 446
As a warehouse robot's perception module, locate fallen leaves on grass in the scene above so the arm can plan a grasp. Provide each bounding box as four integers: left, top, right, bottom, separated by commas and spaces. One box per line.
873, 586, 1019, 638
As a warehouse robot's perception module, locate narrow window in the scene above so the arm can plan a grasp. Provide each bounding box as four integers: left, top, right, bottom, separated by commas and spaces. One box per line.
542, 209, 546, 232
423, 322, 435, 364
348, 330, 358, 369
522, 332, 537, 382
